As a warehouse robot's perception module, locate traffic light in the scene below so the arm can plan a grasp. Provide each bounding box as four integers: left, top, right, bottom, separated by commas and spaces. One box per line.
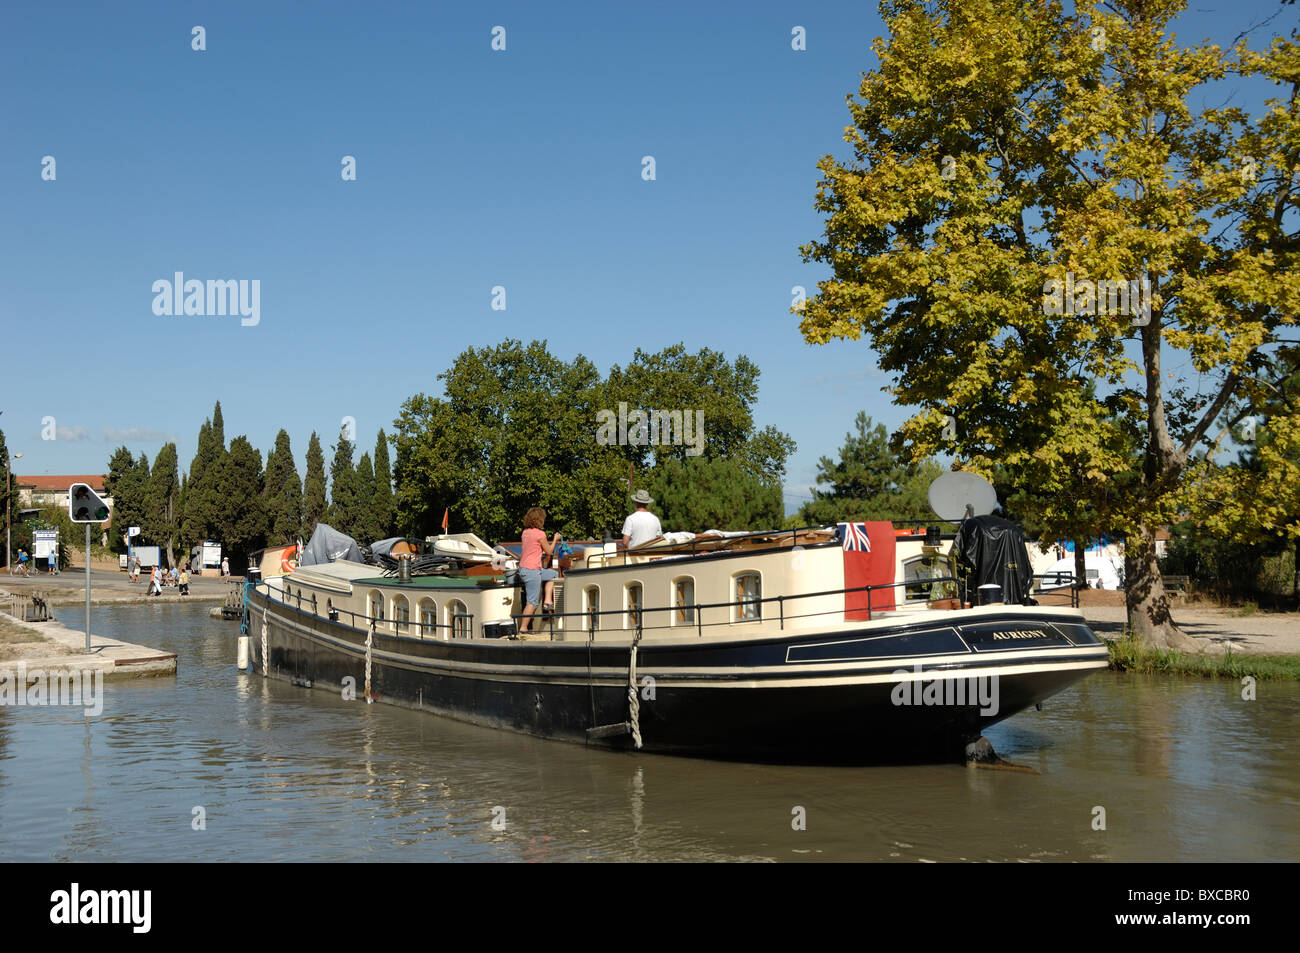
69, 483, 110, 523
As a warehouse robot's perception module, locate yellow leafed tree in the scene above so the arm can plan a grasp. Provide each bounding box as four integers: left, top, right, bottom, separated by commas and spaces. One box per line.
799, 0, 1298, 649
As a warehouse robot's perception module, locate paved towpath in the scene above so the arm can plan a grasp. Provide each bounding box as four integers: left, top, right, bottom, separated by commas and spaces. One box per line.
1, 564, 183, 676
2, 564, 231, 606
1079, 605, 1300, 655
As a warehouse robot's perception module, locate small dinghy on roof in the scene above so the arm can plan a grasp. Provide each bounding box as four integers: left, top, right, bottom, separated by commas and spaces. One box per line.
426, 533, 497, 564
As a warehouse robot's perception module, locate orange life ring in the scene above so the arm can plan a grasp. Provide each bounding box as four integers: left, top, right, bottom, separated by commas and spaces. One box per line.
281, 551, 295, 574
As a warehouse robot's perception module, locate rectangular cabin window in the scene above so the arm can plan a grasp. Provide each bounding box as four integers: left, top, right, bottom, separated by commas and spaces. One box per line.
394, 600, 409, 634
674, 578, 694, 624
626, 583, 642, 629
735, 573, 761, 621
903, 556, 940, 602
447, 599, 469, 639
585, 587, 600, 632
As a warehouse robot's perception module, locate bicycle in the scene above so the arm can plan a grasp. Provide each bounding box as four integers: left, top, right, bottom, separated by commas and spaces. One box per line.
9, 561, 31, 577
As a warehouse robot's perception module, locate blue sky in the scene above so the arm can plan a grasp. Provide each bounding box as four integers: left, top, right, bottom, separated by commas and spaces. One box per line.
1, 0, 1290, 509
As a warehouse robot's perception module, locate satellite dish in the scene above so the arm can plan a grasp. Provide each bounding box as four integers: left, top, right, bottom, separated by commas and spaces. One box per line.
928, 471, 998, 522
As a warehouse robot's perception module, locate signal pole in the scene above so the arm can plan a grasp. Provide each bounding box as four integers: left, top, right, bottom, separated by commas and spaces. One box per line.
85, 522, 91, 653
69, 483, 110, 655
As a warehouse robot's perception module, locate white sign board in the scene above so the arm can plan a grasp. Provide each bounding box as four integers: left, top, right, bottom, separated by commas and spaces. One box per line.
128, 526, 141, 537
134, 546, 161, 568
202, 542, 222, 568
34, 529, 58, 560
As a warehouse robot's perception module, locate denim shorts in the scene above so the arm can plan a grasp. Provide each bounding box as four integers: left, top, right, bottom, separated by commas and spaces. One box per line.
518, 567, 558, 606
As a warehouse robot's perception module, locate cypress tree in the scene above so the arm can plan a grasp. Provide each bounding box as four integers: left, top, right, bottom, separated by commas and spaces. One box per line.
354, 452, 377, 543
372, 429, 396, 539
218, 436, 266, 559
328, 435, 359, 539
0, 426, 16, 559
302, 432, 327, 537
263, 429, 302, 544
182, 404, 228, 545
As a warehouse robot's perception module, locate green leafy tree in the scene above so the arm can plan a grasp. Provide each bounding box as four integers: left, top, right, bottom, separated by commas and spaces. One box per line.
145, 442, 180, 567
372, 429, 396, 539
648, 457, 784, 531
603, 344, 796, 483
797, 413, 943, 524
1184, 352, 1300, 599
263, 429, 302, 544
302, 431, 327, 538
394, 340, 796, 543
106, 449, 150, 554
394, 340, 633, 542
22, 504, 77, 570
799, 0, 1298, 649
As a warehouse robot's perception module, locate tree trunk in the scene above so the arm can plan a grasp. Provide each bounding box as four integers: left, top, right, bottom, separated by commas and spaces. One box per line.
1125, 524, 1200, 652
1073, 538, 1087, 594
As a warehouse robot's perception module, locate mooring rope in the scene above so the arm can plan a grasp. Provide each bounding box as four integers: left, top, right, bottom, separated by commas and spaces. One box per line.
365, 621, 375, 703
627, 642, 643, 750
260, 611, 268, 679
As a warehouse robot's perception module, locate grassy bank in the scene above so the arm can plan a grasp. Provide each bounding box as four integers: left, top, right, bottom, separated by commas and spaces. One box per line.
1107, 634, 1300, 679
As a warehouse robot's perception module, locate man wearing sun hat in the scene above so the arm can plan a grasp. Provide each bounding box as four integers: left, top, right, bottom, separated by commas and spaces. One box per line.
621, 489, 663, 549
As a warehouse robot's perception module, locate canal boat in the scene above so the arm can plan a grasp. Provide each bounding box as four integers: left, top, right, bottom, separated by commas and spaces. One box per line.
242, 516, 1108, 762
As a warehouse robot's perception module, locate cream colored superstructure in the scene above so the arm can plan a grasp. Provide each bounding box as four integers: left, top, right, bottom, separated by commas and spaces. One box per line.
265, 529, 978, 645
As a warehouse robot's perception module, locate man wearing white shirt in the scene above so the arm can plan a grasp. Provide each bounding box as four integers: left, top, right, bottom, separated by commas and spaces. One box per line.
621, 489, 663, 549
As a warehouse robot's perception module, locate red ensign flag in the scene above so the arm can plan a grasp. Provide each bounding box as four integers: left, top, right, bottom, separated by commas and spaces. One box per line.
839, 521, 896, 619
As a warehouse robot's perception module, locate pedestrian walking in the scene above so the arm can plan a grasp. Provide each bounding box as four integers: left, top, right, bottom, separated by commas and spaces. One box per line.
221, 556, 230, 578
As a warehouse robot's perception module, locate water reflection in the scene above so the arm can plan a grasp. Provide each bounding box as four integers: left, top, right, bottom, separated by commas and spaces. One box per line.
0, 603, 1294, 862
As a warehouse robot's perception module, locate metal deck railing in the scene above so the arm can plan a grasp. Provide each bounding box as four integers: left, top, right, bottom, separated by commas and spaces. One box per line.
250, 568, 1083, 646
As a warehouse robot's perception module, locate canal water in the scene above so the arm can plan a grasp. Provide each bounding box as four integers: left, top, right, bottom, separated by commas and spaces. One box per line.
1, 603, 1296, 862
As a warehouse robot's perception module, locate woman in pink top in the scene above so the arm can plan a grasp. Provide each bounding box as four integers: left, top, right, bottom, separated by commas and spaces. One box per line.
519, 507, 561, 632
